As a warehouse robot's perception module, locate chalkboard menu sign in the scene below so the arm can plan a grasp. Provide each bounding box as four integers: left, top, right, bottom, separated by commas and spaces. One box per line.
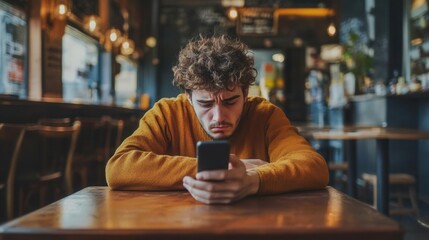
71, 0, 99, 20
237, 8, 277, 36
42, 32, 63, 99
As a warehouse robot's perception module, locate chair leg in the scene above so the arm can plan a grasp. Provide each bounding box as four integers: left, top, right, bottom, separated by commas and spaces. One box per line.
39, 185, 46, 207
409, 186, 420, 217
18, 187, 24, 216
6, 185, 14, 220
372, 178, 377, 209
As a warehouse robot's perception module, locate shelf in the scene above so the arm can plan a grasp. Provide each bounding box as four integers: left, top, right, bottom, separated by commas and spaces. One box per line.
386, 90, 429, 99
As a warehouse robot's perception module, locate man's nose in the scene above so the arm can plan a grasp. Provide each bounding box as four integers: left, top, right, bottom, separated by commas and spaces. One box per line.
212, 104, 226, 122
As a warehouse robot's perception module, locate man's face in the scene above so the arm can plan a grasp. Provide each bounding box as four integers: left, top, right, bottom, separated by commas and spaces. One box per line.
187, 86, 247, 139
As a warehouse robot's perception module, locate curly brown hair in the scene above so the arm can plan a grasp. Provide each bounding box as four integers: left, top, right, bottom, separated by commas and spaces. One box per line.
172, 35, 257, 93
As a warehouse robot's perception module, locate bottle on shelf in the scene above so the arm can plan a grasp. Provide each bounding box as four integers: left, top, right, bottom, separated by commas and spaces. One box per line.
396, 76, 409, 95
388, 70, 399, 95
374, 80, 387, 96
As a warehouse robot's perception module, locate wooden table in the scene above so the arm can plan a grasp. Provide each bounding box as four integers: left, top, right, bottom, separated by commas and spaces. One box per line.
298, 125, 429, 215
0, 186, 402, 240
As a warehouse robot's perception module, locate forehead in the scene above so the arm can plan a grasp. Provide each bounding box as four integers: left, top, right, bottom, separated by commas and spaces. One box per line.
193, 86, 242, 99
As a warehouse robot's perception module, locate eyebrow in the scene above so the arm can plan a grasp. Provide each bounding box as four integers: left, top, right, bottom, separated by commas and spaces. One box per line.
196, 95, 241, 104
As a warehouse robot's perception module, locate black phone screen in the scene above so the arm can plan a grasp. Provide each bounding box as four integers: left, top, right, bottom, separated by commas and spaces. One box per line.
197, 140, 230, 172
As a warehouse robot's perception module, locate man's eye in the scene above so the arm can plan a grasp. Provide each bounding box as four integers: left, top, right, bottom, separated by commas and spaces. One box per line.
200, 103, 212, 108
224, 101, 236, 106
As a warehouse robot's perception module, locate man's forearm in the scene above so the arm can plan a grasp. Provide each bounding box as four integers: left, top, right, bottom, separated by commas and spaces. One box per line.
106, 150, 197, 190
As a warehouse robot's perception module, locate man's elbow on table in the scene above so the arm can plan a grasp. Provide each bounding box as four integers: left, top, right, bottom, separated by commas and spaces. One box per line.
105, 158, 123, 190
105, 156, 139, 190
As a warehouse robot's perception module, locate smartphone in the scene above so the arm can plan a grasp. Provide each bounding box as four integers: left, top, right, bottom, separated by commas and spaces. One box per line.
197, 140, 230, 172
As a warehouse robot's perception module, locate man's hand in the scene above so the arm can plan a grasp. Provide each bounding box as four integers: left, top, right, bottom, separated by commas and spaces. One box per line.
183, 154, 260, 204
241, 159, 268, 170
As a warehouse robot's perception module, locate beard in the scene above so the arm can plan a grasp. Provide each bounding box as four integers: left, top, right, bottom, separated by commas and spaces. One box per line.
201, 114, 243, 140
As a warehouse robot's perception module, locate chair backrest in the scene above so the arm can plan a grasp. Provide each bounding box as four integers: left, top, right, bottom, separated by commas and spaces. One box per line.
0, 123, 36, 220
75, 117, 123, 163
103, 116, 124, 161
95, 116, 124, 163
18, 120, 81, 194
38, 118, 72, 127
121, 116, 139, 142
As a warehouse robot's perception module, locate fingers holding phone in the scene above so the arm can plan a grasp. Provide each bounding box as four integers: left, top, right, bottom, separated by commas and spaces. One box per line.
183, 155, 247, 204
183, 141, 260, 204
196, 154, 244, 181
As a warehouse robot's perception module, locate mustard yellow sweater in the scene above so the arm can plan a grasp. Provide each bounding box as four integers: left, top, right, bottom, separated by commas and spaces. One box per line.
106, 94, 329, 194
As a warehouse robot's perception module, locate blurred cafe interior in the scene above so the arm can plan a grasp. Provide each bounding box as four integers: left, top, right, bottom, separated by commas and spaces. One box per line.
1, 0, 429, 238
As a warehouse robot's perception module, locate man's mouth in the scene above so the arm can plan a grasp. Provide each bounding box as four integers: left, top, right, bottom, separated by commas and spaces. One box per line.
210, 123, 231, 130
211, 126, 228, 131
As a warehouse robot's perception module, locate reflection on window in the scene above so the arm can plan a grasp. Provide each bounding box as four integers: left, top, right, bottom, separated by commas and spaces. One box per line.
0, 1, 26, 97
62, 26, 99, 103
115, 55, 137, 108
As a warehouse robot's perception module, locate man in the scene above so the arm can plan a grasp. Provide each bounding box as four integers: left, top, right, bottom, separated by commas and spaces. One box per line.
106, 35, 329, 204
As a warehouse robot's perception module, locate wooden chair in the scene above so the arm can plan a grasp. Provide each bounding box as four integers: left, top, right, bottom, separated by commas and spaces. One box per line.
94, 116, 124, 185
0, 123, 36, 220
73, 117, 109, 189
15, 120, 81, 215
362, 173, 419, 216
74, 116, 124, 188
121, 116, 139, 142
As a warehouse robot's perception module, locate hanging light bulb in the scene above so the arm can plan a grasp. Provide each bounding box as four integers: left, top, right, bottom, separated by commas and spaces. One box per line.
121, 37, 135, 55
85, 15, 100, 32
51, 0, 70, 21
107, 28, 121, 43
88, 16, 98, 32
227, 7, 238, 20
58, 4, 67, 15
327, 22, 336, 37
145, 36, 157, 48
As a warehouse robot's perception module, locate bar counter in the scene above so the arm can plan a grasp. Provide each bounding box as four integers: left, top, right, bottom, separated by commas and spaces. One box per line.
0, 97, 144, 123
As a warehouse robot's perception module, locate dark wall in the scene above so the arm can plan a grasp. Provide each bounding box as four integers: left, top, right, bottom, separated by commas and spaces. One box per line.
419, 100, 429, 197
157, 5, 235, 99
284, 47, 307, 122
388, 0, 404, 78
154, 1, 340, 104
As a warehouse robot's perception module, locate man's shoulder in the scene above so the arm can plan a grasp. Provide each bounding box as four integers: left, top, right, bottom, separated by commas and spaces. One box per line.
155, 94, 188, 108
142, 94, 189, 118
246, 96, 277, 111
244, 96, 286, 121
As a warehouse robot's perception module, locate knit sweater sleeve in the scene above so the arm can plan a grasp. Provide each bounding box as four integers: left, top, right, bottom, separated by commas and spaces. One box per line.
255, 106, 329, 194
105, 99, 197, 190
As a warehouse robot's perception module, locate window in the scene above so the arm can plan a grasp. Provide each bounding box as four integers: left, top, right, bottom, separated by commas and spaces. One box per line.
0, 1, 26, 97
115, 55, 137, 108
62, 26, 99, 103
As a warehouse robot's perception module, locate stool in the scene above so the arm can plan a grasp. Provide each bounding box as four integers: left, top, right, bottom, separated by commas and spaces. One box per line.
328, 162, 348, 190
329, 162, 348, 171
362, 173, 419, 216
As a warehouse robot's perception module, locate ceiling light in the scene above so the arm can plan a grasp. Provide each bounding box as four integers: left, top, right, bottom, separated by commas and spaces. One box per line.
227, 7, 238, 20
146, 36, 157, 48
327, 22, 336, 37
